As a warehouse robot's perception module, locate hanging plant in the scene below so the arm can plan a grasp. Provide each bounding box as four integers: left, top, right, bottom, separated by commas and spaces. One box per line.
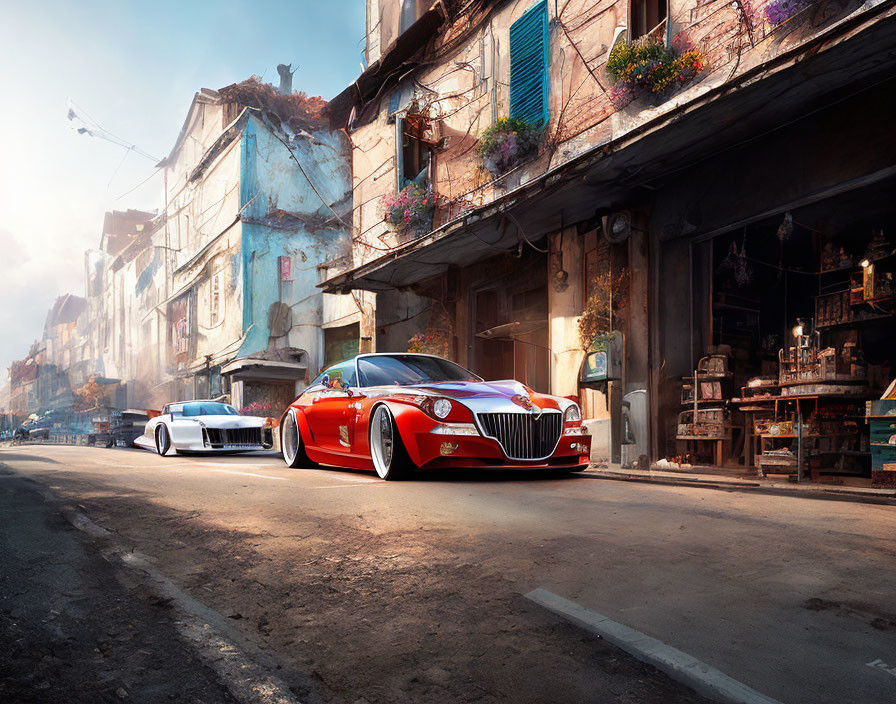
578, 270, 629, 351
408, 329, 450, 357
763, 0, 817, 26
240, 401, 272, 417
475, 117, 544, 177
382, 183, 439, 238
606, 36, 705, 110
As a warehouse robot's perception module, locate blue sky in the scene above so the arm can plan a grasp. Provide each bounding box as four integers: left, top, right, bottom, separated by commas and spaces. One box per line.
0, 0, 366, 391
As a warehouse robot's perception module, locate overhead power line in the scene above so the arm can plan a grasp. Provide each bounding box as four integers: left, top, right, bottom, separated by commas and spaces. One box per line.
66, 97, 160, 163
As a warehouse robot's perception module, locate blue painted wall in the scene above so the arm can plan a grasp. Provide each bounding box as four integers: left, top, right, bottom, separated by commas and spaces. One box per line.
236, 112, 351, 367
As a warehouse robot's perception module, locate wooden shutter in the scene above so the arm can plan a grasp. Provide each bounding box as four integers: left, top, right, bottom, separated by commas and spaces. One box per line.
509, 1, 549, 126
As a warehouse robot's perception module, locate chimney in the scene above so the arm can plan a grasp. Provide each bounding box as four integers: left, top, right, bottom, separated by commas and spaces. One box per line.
277, 64, 293, 96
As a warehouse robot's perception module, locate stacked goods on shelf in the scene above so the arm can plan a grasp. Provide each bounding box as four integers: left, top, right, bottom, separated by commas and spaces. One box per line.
676, 408, 730, 440
676, 353, 735, 465
867, 380, 896, 487
816, 233, 895, 328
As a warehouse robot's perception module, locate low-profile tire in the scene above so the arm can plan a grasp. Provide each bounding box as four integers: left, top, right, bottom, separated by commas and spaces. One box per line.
281, 409, 317, 468
155, 424, 172, 456
369, 405, 413, 480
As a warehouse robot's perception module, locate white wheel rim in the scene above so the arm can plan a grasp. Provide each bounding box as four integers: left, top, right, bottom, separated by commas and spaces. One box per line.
283, 411, 299, 465
370, 406, 394, 478
157, 426, 167, 455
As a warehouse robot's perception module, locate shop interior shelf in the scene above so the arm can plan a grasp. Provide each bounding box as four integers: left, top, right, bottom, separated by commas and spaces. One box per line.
757, 456, 798, 466
760, 433, 858, 439
676, 435, 730, 441
779, 376, 865, 385
817, 312, 894, 328
776, 393, 869, 400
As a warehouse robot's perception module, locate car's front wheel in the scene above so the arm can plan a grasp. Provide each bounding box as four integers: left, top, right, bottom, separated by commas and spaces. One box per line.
369, 405, 412, 480
155, 424, 171, 456
281, 409, 316, 468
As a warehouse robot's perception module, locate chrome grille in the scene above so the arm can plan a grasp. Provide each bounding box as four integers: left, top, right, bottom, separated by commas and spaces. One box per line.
205, 427, 262, 447
476, 411, 563, 460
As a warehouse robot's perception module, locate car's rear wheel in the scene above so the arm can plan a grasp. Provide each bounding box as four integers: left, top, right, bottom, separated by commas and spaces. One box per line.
281, 409, 316, 468
155, 424, 171, 456
369, 405, 411, 480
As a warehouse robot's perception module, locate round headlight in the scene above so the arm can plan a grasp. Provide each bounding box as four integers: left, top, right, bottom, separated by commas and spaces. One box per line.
432, 399, 452, 419
564, 404, 581, 422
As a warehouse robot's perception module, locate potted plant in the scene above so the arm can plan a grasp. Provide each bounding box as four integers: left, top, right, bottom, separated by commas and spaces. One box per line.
475, 117, 544, 177
382, 183, 439, 241
606, 36, 705, 110
578, 270, 628, 351
763, 0, 817, 26
407, 329, 450, 357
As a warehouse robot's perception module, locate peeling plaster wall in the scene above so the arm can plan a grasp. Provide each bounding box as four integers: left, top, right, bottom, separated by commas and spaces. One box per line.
237, 114, 352, 372
548, 226, 585, 399
167, 141, 244, 376
352, 0, 882, 251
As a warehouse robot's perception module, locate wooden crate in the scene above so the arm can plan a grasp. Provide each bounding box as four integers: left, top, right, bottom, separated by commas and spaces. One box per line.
872, 462, 896, 488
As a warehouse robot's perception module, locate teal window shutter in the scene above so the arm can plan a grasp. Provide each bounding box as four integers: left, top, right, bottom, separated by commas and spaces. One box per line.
509, 1, 549, 126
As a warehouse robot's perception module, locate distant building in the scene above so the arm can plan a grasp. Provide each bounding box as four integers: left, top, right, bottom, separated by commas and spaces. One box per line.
156, 77, 353, 414
42, 294, 88, 387
84, 208, 165, 409
7, 341, 72, 415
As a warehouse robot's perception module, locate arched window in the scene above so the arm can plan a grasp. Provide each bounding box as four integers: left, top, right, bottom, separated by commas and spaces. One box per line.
399, 0, 419, 34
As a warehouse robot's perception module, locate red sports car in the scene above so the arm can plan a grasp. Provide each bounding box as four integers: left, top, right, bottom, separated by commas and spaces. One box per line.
279, 353, 591, 479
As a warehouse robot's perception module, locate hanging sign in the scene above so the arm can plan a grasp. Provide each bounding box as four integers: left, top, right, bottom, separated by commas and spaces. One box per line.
279, 255, 292, 282
579, 331, 623, 387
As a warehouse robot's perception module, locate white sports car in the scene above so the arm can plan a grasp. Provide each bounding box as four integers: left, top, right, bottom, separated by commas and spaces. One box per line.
134, 401, 274, 456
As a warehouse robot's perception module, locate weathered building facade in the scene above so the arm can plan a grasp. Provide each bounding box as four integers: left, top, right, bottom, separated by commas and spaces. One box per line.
9, 77, 354, 419
325, 0, 896, 471
156, 79, 353, 414
86, 210, 167, 409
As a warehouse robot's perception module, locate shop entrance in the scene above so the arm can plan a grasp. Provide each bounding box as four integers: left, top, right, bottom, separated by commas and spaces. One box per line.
470, 255, 549, 392
677, 176, 895, 482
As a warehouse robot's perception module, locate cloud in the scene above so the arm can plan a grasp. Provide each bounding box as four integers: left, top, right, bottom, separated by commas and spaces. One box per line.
0, 228, 76, 376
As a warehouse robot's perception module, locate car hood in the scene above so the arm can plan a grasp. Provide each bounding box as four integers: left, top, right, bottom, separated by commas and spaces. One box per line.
378, 380, 564, 412
176, 415, 265, 428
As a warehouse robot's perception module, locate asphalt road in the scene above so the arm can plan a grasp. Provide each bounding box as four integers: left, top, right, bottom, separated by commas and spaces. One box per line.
2, 445, 896, 704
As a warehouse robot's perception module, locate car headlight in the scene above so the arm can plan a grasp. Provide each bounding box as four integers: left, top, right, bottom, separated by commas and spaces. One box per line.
432, 399, 452, 419
564, 404, 582, 422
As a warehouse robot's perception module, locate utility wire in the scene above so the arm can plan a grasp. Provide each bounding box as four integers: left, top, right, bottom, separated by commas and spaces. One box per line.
67, 97, 160, 162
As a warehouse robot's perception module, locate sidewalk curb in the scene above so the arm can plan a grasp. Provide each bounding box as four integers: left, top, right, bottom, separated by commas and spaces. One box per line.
526, 588, 784, 704
582, 470, 896, 506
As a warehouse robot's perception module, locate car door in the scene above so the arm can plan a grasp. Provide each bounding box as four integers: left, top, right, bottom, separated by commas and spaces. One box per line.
340, 362, 366, 454
302, 363, 353, 452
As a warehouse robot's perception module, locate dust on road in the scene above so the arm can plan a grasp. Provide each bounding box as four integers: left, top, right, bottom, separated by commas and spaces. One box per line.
0, 446, 710, 704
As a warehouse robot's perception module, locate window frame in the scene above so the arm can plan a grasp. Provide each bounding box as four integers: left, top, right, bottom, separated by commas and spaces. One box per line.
209, 269, 223, 327
508, 0, 550, 127
629, 0, 669, 42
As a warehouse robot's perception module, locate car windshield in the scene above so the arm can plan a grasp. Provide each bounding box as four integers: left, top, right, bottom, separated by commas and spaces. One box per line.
357, 355, 481, 387
170, 402, 239, 417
